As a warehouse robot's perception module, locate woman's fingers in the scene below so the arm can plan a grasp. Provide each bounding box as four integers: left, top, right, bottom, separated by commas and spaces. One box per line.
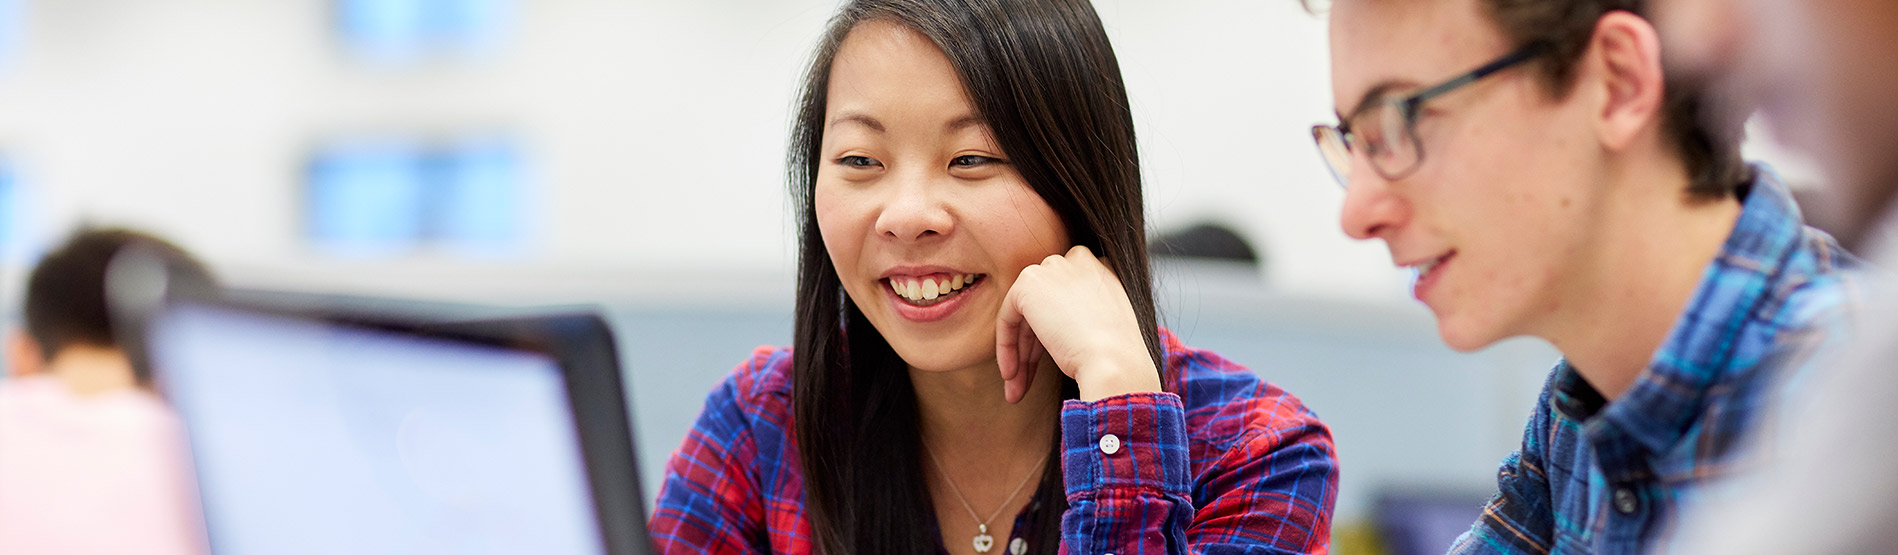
1006, 324, 1041, 404
996, 278, 1029, 383
997, 243, 1157, 402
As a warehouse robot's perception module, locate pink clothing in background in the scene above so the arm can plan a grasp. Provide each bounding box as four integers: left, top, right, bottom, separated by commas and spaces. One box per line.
0, 375, 206, 555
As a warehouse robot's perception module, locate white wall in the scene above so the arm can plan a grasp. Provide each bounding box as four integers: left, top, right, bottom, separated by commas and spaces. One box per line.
0, 0, 1410, 306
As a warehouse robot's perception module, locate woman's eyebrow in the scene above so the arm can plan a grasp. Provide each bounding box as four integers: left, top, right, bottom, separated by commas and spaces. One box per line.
944, 114, 984, 132
828, 112, 886, 133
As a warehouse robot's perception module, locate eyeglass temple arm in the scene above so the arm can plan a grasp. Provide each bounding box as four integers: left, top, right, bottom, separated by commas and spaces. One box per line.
1402, 42, 1553, 113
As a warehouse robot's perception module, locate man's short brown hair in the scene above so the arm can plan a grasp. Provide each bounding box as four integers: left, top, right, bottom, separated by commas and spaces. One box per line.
1310, 0, 1752, 198
1483, 0, 1750, 198
24, 228, 210, 361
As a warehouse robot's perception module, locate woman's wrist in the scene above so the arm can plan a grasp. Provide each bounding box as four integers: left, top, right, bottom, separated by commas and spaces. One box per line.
1073, 348, 1163, 402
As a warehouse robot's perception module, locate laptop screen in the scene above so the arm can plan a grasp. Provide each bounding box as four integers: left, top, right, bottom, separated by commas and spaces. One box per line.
150, 303, 606, 555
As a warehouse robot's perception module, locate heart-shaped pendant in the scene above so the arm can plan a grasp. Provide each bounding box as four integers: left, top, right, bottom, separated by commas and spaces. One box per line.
973, 533, 995, 553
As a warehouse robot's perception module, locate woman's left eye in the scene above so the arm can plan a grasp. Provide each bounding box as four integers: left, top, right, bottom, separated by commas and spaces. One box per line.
950, 155, 1000, 167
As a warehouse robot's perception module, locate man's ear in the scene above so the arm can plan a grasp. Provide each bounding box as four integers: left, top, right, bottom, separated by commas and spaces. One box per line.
5, 331, 46, 378
1584, 11, 1670, 152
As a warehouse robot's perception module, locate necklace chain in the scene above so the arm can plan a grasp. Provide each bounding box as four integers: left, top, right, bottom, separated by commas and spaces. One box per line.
923, 444, 1050, 529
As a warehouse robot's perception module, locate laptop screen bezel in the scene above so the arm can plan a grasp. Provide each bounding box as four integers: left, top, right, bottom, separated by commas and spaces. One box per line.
107, 250, 652, 555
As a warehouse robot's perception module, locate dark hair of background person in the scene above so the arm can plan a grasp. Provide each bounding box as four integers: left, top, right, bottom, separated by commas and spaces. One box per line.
1309, 0, 1751, 199
785, 0, 1163, 553
23, 227, 211, 385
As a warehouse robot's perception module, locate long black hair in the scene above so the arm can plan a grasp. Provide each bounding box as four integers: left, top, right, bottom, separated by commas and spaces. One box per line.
787, 1, 1163, 553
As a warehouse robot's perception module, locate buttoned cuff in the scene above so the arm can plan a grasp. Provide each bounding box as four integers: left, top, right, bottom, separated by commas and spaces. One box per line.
1060, 392, 1191, 500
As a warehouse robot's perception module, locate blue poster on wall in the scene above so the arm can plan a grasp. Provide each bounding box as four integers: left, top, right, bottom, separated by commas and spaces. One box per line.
305, 138, 529, 258
0, 162, 13, 260
306, 142, 431, 256
429, 139, 529, 256
336, 0, 511, 65
0, 159, 30, 268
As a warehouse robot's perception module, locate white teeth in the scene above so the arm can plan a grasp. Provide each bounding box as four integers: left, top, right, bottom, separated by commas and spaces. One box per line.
889, 274, 982, 303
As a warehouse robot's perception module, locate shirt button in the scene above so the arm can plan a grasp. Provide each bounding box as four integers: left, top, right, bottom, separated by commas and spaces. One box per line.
1613, 487, 1639, 514
1098, 434, 1121, 455
1008, 538, 1027, 554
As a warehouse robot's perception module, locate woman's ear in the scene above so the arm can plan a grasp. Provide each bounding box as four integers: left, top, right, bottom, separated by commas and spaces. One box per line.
5, 330, 46, 378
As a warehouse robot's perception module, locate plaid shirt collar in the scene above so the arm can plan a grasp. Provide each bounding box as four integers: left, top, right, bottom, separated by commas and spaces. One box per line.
1551, 168, 1816, 454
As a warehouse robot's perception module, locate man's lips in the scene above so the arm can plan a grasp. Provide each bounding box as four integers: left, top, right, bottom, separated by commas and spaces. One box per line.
1402, 250, 1455, 301
1400, 251, 1452, 277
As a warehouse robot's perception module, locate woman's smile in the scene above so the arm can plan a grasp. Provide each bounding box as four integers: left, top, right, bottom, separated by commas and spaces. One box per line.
882, 272, 987, 322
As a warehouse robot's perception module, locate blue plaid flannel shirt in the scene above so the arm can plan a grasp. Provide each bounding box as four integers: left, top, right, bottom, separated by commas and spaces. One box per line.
1449, 167, 1863, 555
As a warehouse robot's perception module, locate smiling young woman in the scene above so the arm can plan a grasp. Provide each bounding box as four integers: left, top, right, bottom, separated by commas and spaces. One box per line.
647, 1, 1338, 554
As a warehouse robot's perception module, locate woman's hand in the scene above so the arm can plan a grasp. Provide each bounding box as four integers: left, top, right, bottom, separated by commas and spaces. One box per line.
996, 245, 1162, 403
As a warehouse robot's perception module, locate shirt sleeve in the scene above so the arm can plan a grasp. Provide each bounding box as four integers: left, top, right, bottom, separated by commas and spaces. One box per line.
1058, 392, 1337, 555
649, 373, 771, 555
1450, 395, 1557, 555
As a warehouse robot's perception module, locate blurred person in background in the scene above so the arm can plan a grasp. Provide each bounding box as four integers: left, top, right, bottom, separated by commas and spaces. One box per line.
1652, 0, 1898, 552
0, 228, 209, 555
1656, 0, 1898, 253
1309, 0, 1862, 552
646, 0, 1339, 553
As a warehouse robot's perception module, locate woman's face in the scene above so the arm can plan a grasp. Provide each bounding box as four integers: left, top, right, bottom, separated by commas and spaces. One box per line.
814, 19, 1071, 373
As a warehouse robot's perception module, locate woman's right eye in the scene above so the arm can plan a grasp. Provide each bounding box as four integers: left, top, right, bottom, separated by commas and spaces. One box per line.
836, 155, 882, 168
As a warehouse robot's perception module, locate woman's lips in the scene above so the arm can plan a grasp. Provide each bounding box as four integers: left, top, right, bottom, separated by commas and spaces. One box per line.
884, 273, 984, 322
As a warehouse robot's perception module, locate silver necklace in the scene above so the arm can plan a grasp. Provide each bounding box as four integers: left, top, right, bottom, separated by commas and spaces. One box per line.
923, 445, 1050, 554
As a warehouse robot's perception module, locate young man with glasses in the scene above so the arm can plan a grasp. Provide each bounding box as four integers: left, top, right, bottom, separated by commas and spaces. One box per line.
1310, 0, 1861, 552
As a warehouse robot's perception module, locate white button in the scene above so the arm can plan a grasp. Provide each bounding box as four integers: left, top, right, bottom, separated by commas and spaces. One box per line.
1009, 538, 1027, 554
1099, 433, 1121, 455
1613, 487, 1639, 515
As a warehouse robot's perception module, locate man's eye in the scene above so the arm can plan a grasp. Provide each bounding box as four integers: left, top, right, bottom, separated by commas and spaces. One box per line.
1361, 138, 1390, 157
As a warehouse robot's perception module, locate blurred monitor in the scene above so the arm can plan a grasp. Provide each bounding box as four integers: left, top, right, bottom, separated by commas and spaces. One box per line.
111, 251, 650, 555
1373, 491, 1488, 555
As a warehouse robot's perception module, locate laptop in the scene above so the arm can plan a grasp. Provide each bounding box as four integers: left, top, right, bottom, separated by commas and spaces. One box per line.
106, 248, 654, 555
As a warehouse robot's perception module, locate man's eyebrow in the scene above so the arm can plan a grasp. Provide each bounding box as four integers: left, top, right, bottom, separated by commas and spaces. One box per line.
1337, 80, 1422, 121
828, 112, 885, 133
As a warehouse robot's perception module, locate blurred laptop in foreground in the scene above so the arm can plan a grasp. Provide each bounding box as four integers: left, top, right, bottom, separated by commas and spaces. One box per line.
107, 244, 652, 555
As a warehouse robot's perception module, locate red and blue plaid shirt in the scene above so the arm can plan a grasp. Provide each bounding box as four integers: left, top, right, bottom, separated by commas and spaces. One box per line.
650, 328, 1338, 554
1449, 168, 1864, 555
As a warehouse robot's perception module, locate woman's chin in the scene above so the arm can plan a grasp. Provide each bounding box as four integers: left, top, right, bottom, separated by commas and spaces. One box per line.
887, 340, 994, 374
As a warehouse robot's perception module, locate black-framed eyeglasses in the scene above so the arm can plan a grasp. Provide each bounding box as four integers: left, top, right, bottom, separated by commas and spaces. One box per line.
1311, 42, 1551, 189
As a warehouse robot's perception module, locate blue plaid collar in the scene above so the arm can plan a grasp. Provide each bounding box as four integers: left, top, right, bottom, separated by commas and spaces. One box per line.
1554, 167, 1818, 453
